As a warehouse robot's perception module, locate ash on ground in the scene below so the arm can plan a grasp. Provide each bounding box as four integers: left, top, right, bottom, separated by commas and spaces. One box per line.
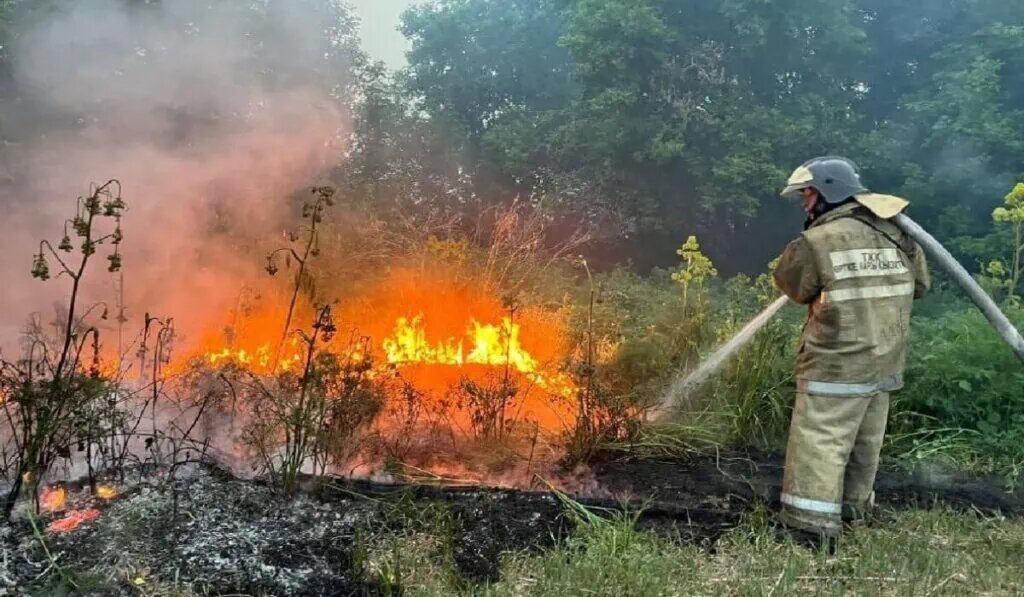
0, 464, 569, 596
3, 453, 1020, 596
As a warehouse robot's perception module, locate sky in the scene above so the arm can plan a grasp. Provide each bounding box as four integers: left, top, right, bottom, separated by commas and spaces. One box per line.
350, 0, 415, 68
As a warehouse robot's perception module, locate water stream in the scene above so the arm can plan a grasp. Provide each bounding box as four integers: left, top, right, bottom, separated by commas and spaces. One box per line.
650, 295, 791, 420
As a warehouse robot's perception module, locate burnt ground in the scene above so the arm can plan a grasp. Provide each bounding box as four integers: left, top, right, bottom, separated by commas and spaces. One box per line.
2, 452, 1022, 596
593, 451, 1024, 519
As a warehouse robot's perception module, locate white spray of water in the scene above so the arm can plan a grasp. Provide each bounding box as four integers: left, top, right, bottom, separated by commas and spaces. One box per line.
650, 295, 791, 420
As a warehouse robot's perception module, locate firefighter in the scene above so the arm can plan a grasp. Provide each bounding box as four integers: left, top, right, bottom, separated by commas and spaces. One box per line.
772, 156, 930, 549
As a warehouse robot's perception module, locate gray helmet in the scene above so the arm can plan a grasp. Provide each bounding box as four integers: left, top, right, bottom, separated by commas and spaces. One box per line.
781, 156, 868, 204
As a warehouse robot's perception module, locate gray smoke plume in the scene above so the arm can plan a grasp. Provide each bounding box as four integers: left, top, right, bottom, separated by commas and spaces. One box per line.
0, 0, 358, 352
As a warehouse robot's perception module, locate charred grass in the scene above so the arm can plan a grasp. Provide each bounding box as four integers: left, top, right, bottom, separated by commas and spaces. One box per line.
4, 457, 1024, 596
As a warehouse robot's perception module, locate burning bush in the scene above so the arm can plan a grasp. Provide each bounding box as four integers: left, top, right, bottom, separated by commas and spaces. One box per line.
2, 168, 708, 500
145, 194, 592, 485
170, 262, 581, 485
0, 171, 790, 505
229, 305, 385, 494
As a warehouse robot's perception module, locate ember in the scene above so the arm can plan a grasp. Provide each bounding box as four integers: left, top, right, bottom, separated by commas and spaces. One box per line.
48, 508, 101, 533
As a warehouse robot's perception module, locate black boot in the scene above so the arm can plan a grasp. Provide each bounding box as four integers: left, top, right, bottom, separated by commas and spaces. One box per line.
843, 504, 884, 529
772, 525, 840, 555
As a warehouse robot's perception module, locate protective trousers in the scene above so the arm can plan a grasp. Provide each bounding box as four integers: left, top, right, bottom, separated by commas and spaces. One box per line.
780, 391, 890, 536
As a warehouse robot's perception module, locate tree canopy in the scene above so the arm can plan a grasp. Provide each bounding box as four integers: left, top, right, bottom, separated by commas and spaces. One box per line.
355, 0, 1024, 273
2, 0, 1022, 275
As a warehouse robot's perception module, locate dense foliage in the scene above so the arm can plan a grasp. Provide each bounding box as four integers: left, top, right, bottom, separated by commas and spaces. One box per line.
376, 0, 1024, 475
3, 0, 1022, 279
339, 0, 1024, 276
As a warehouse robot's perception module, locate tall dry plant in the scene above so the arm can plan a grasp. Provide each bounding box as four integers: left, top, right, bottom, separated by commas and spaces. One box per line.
266, 185, 336, 368
475, 199, 592, 293
1, 181, 126, 520
236, 306, 383, 495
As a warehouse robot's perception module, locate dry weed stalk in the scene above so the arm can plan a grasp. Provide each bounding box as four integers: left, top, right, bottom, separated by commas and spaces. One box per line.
0, 181, 128, 520
475, 199, 592, 293
266, 185, 336, 369
237, 306, 383, 494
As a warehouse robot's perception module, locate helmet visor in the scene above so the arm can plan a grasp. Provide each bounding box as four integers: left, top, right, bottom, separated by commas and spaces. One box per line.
780, 182, 811, 199
780, 165, 815, 199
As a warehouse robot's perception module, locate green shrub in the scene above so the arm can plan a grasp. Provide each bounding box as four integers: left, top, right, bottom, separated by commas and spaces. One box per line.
892, 304, 1024, 477
568, 267, 704, 401
577, 261, 800, 456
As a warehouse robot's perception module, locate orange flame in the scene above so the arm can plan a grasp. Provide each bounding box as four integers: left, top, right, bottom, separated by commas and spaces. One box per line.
381, 315, 573, 395
162, 303, 312, 376
41, 486, 66, 512
48, 508, 101, 533
96, 485, 118, 500
169, 268, 578, 433
204, 341, 305, 373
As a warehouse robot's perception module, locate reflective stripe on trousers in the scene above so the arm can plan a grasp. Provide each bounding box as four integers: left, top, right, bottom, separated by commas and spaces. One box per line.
781, 493, 842, 515
797, 375, 902, 397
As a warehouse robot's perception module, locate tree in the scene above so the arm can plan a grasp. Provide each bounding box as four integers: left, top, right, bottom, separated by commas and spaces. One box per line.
397, 0, 874, 271
402, 0, 575, 141
856, 3, 1024, 243
392, 0, 1024, 275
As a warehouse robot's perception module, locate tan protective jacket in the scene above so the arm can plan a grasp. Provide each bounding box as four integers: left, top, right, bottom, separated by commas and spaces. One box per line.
774, 200, 930, 397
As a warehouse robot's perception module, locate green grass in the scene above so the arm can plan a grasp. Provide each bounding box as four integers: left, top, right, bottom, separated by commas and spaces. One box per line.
360, 533, 462, 596
379, 506, 1024, 596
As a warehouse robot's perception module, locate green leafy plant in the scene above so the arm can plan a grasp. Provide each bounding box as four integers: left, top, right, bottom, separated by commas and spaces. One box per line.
990, 183, 1024, 300
671, 236, 718, 314
892, 304, 1024, 481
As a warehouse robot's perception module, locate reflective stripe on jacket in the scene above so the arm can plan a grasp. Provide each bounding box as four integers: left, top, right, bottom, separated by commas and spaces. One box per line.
773, 201, 930, 396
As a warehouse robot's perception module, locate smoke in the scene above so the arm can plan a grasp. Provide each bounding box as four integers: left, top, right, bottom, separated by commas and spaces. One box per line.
0, 0, 355, 351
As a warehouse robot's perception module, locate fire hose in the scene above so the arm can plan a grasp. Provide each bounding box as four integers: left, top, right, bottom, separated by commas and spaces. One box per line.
652, 213, 1024, 420
893, 213, 1024, 362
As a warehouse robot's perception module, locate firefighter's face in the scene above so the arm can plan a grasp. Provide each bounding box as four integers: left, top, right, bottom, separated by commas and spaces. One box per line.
800, 187, 820, 214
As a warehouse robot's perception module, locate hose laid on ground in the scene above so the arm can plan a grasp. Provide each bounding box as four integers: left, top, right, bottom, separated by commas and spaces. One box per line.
652, 214, 1024, 420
